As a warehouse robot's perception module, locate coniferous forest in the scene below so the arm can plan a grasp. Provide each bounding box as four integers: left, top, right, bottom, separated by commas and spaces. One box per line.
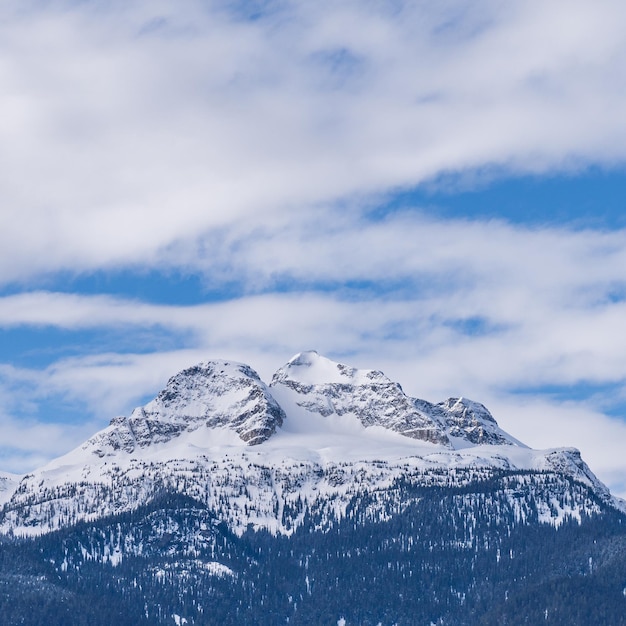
1, 474, 626, 625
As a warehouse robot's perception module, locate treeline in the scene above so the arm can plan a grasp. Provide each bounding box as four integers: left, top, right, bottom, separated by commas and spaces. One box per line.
0, 476, 625, 624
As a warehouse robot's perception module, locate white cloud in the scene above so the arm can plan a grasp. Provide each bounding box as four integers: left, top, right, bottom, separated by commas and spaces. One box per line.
0, 394, 99, 474
1, 1, 626, 281
3, 215, 626, 399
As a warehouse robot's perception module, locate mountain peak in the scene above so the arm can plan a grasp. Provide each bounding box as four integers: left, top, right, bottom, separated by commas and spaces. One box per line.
83, 353, 524, 456
273, 351, 389, 387
85, 359, 285, 456
271, 352, 449, 445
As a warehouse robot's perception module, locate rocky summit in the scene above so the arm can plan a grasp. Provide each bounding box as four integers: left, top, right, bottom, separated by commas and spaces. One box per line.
88, 360, 285, 456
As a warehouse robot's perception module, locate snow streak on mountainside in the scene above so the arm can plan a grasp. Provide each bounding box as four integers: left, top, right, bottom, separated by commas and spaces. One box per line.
0, 351, 619, 536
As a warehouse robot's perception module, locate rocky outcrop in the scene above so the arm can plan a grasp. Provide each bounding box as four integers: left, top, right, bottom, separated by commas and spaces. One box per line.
85, 361, 285, 456
271, 351, 450, 445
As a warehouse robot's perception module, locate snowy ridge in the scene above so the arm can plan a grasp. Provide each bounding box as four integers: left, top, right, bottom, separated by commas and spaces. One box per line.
413, 397, 525, 447
271, 351, 449, 445
0, 351, 621, 536
0, 443, 609, 537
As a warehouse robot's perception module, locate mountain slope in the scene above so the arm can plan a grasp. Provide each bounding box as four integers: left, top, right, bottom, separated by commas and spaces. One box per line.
1, 479, 625, 626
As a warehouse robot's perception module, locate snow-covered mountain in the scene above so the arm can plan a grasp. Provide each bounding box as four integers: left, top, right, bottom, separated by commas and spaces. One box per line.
1, 351, 624, 625
271, 351, 450, 444
0, 351, 618, 536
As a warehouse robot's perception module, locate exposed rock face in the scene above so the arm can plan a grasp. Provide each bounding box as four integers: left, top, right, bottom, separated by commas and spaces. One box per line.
86, 351, 520, 457
85, 361, 285, 456
271, 351, 450, 445
413, 397, 519, 446
438, 397, 516, 445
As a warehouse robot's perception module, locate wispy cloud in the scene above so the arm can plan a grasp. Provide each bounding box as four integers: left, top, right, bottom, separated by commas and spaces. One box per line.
0, 413, 99, 474
3, 214, 626, 384
1, 1, 626, 282
2, 214, 626, 491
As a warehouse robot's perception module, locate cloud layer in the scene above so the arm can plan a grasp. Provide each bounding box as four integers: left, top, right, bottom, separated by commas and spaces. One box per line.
2, 1, 626, 281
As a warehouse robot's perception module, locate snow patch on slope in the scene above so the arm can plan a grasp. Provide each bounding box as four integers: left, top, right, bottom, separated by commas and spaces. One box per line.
0, 472, 21, 507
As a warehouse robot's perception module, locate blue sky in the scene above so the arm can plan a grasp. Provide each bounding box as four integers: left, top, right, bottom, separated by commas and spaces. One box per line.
2, 1, 626, 497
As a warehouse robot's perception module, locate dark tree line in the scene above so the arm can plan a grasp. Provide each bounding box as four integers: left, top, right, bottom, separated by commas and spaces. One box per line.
0, 473, 625, 625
